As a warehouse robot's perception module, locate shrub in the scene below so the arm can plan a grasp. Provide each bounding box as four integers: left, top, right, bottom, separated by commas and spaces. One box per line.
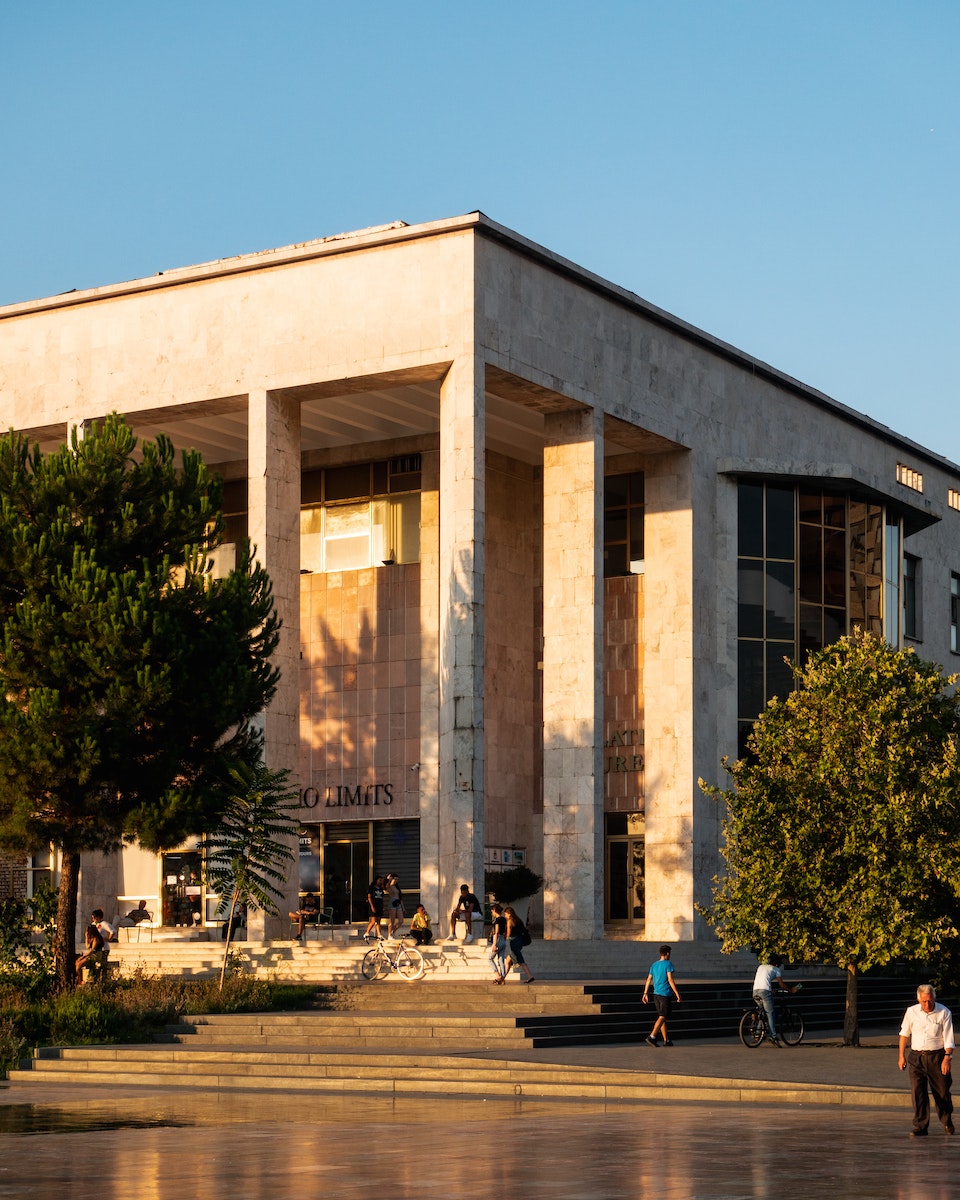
0, 972, 319, 1077
484, 864, 545, 904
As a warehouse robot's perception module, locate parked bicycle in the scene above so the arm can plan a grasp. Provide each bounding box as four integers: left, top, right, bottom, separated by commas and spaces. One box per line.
739, 992, 804, 1047
361, 935, 425, 981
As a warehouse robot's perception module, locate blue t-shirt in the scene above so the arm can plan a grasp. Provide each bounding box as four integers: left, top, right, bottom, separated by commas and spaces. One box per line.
649, 958, 675, 996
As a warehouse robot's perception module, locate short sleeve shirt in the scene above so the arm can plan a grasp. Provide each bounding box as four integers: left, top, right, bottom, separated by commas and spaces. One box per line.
753, 964, 782, 993
900, 1002, 955, 1051
649, 959, 675, 996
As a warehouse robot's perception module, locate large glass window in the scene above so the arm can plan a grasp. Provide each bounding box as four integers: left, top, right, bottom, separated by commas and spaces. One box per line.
603, 472, 644, 577
903, 554, 920, 641
300, 457, 421, 573
951, 573, 960, 654
737, 483, 900, 754
25, 849, 53, 897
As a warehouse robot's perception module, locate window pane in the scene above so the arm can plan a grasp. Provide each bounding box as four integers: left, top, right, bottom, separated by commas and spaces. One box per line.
326, 464, 371, 502
738, 484, 763, 558
823, 495, 846, 528
849, 571, 865, 626
605, 513, 627, 544
767, 643, 795, 703
607, 841, 628, 921
765, 487, 795, 560
605, 475, 630, 507
738, 561, 764, 638
324, 502, 371, 570
738, 641, 765, 721
628, 517, 644, 571
823, 528, 846, 607
325, 535, 370, 571
301, 470, 323, 505
394, 494, 421, 564
765, 561, 795, 641
604, 544, 628, 577
325, 502, 369, 538
300, 506, 323, 572
799, 603, 822, 661
823, 607, 845, 646
798, 524, 822, 604
798, 491, 821, 524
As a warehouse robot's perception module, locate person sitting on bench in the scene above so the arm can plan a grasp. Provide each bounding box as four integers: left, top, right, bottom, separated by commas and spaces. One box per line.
289, 892, 320, 940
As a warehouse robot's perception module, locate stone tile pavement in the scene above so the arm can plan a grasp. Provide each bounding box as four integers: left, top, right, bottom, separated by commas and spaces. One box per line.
1, 1032, 955, 1199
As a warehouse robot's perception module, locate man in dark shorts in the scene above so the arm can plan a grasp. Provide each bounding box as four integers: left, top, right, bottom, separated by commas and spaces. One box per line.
364, 876, 385, 942
642, 944, 682, 1046
288, 891, 320, 941
446, 883, 481, 943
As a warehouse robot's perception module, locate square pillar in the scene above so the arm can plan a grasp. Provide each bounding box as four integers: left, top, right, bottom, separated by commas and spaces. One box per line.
434, 356, 485, 906
542, 407, 604, 939
246, 389, 301, 937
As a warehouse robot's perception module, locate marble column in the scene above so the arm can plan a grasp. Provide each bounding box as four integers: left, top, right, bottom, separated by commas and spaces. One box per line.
246, 389, 302, 939
435, 356, 485, 911
542, 407, 604, 939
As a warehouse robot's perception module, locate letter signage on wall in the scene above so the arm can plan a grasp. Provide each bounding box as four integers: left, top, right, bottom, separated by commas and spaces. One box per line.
300, 783, 394, 808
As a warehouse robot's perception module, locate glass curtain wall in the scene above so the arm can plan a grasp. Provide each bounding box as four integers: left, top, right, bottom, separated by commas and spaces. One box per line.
737, 483, 898, 755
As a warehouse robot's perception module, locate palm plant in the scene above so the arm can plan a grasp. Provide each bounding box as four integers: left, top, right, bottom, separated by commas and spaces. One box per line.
204, 761, 299, 989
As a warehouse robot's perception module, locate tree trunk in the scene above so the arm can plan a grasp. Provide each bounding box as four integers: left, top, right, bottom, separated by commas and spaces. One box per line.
54, 849, 80, 990
843, 962, 860, 1046
219, 886, 240, 991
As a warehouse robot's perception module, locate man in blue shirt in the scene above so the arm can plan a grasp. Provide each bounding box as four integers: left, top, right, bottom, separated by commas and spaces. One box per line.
642, 944, 682, 1046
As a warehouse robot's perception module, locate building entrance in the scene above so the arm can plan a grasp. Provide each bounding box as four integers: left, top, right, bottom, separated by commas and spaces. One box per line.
605, 812, 645, 926
298, 822, 370, 923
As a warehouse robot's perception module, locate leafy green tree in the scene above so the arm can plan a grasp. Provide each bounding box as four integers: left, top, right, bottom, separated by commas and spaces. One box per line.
204, 761, 298, 989
700, 630, 960, 1044
0, 415, 280, 988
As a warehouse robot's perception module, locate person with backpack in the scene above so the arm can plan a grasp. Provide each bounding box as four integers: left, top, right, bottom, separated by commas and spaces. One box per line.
504, 905, 535, 984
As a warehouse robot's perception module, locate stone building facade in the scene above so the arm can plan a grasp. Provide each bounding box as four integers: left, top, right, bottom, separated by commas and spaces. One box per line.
1, 213, 958, 945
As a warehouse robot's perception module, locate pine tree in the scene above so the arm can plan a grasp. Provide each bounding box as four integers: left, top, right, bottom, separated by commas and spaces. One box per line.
0, 415, 280, 987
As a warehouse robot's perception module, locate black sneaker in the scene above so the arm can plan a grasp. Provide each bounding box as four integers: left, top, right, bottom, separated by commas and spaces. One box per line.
769, 1036, 782, 1047
645, 1035, 659, 1047
910, 1129, 928, 1137
661, 1039, 674, 1047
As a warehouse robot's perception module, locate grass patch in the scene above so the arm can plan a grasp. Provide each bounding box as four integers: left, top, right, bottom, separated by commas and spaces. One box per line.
0, 969, 322, 1076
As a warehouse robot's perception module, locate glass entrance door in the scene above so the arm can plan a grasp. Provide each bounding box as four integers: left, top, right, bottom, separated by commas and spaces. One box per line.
321, 830, 370, 923
605, 812, 645, 926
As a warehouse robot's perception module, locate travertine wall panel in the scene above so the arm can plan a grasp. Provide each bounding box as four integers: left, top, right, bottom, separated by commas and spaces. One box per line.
483, 452, 542, 879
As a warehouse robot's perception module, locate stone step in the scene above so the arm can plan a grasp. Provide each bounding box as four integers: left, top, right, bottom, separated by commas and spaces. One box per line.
106, 937, 768, 983
7, 1045, 898, 1108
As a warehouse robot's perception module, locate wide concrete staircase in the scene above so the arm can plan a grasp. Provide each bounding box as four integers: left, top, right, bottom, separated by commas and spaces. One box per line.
104, 932, 764, 983
8, 978, 917, 1106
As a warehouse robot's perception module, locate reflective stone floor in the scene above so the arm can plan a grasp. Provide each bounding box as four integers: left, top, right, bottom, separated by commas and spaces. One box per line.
0, 1085, 955, 1200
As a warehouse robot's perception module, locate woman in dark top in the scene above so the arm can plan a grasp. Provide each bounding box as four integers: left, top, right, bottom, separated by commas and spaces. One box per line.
489, 902, 507, 984
504, 906, 535, 984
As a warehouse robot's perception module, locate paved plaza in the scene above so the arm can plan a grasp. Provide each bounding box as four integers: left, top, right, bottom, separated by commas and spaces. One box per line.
2, 1037, 956, 1200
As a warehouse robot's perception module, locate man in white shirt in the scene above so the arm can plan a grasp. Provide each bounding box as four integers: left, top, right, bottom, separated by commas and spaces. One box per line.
91, 909, 116, 956
898, 983, 955, 1137
752, 955, 797, 1046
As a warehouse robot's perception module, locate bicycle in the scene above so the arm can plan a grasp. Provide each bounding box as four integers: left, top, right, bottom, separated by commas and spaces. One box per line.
738, 992, 804, 1047
361, 935, 425, 981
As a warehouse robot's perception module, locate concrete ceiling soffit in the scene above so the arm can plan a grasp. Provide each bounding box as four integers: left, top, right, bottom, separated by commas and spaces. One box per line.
604, 414, 685, 457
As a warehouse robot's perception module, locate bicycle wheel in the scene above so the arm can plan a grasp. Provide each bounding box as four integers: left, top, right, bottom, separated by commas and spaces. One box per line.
779, 1007, 804, 1046
739, 1008, 765, 1047
395, 945, 425, 980
362, 947, 389, 980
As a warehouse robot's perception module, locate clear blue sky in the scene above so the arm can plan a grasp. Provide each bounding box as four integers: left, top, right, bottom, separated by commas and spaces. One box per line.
3, 1, 958, 459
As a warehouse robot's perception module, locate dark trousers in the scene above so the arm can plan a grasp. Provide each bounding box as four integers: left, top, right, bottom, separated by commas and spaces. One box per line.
908, 1049, 953, 1131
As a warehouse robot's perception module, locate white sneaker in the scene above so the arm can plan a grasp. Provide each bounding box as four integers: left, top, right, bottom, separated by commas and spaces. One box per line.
463, 934, 474, 943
